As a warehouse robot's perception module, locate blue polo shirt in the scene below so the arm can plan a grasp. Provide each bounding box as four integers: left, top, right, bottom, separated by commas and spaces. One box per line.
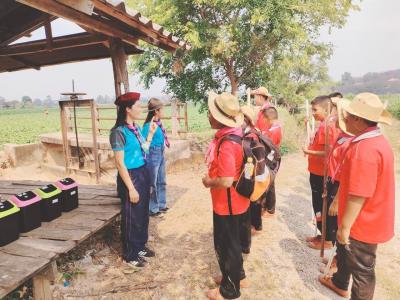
142, 122, 165, 147
109, 125, 145, 169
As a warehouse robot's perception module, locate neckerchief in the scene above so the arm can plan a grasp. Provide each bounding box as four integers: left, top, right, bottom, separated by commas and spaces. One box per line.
331, 127, 382, 182
126, 123, 147, 159
154, 120, 170, 148
205, 127, 243, 170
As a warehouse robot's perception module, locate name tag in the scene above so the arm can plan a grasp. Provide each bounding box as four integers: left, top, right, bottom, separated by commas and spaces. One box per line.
52, 199, 59, 204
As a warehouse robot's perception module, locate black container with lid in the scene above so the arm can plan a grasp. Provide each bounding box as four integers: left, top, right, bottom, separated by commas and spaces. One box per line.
35, 184, 62, 222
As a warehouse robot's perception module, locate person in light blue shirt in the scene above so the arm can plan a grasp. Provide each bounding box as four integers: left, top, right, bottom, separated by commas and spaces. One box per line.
142, 98, 170, 216
109, 92, 155, 269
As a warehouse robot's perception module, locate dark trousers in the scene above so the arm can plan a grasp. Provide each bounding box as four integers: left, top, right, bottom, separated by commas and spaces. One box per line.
326, 178, 339, 242
263, 181, 276, 214
332, 238, 377, 300
250, 201, 262, 231
214, 212, 246, 299
117, 166, 150, 262
309, 173, 324, 234
239, 208, 252, 254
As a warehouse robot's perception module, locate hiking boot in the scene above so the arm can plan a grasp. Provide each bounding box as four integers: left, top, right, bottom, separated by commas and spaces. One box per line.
138, 247, 155, 258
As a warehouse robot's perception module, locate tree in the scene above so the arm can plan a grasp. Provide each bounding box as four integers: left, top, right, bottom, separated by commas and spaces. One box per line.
43, 95, 55, 107
128, 0, 357, 108
21, 95, 33, 108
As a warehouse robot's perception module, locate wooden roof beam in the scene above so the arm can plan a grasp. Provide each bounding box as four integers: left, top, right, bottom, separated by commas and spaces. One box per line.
90, 0, 178, 52
0, 11, 57, 46
0, 32, 109, 56
17, 0, 139, 47
9, 56, 40, 70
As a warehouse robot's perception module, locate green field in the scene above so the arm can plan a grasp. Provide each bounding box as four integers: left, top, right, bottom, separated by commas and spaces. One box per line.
0, 104, 211, 149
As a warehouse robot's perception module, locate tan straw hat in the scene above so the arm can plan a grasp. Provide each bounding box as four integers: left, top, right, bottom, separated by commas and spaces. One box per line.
208, 91, 244, 128
241, 105, 256, 126
250, 86, 272, 98
338, 93, 392, 133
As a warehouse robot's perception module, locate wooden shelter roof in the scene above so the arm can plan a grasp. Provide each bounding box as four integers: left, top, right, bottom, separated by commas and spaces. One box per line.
0, 0, 189, 73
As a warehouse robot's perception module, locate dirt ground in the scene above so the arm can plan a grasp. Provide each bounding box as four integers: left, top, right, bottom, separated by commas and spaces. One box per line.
18, 152, 392, 300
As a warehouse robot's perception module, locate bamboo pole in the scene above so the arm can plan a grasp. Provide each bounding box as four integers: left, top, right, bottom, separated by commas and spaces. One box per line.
320, 101, 331, 258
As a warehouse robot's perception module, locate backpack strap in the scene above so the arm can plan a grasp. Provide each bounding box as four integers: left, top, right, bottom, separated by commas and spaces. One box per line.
216, 134, 242, 157
216, 134, 242, 216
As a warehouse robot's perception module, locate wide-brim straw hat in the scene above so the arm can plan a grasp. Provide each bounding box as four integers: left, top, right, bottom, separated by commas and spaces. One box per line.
337, 93, 392, 133
250, 86, 272, 98
208, 91, 244, 128
241, 105, 256, 126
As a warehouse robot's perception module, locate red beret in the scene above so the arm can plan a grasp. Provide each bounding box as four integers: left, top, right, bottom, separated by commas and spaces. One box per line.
114, 92, 141, 105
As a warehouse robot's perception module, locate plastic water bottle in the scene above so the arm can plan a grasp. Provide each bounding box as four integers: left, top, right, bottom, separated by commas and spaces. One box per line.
244, 157, 254, 179
267, 150, 275, 161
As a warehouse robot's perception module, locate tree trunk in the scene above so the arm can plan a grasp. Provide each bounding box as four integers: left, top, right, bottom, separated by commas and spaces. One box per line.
225, 60, 238, 96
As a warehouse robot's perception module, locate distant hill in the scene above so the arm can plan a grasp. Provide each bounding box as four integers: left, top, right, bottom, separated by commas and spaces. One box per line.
337, 69, 400, 94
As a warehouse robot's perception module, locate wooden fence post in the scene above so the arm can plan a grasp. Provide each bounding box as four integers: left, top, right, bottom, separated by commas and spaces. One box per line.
171, 100, 178, 137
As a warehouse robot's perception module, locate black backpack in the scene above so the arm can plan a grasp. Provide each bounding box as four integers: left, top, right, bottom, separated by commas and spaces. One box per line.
217, 129, 281, 202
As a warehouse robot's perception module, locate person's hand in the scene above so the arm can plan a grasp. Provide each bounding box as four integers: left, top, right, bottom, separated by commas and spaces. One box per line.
149, 117, 158, 134
128, 188, 140, 204
302, 146, 309, 155
303, 117, 309, 125
336, 227, 350, 245
329, 199, 338, 216
202, 175, 211, 188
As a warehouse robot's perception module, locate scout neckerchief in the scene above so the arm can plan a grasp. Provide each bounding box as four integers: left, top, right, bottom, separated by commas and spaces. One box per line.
126, 123, 147, 159
331, 127, 382, 182
154, 120, 170, 148
205, 127, 243, 170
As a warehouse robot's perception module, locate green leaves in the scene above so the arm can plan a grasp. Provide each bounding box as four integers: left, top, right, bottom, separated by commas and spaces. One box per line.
128, 0, 357, 107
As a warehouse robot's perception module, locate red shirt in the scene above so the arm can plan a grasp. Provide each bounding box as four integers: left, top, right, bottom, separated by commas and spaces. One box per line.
327, 132, 352, 181
308, 119, 340, 176
256, 103, 271, 133
208, 128, 250, 216
338, 129, 395, 244
264, 122, 282, 148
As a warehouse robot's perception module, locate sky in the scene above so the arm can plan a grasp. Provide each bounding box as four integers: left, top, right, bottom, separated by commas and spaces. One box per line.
0, 0, 399, 101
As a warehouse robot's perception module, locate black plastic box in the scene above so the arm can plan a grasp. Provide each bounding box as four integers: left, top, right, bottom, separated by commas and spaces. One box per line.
35, 184, 62, 222
55, 178, 79, 212
0, 199, 20, 246
11, 191, 42, 233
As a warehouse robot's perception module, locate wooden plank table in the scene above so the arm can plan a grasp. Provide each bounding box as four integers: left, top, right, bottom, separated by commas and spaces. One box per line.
0, 180, 120, 299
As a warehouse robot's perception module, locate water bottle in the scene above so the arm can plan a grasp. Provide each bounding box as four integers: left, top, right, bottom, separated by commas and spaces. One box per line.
267, 150, 275, 161
244, 157, 254, 179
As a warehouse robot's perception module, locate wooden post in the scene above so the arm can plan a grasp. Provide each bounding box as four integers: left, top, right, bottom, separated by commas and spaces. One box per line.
171, 100, 178, 137
59, 102, 71, 173
184, 102, 188, 133
33, 261, 57, 300
90, 101, 100, 183
109, 38, 129, 98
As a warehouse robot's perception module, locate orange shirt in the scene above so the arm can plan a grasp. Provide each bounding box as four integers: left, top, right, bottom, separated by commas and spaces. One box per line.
308, 119, 340, 176
208, 128, 250, 216
327, 132, 352, 181
255, 103, 271, 132
264, 122, 282, 148
338, 129, 395, 244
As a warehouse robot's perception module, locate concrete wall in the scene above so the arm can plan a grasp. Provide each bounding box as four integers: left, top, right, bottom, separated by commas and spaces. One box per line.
3, 143, 42, 167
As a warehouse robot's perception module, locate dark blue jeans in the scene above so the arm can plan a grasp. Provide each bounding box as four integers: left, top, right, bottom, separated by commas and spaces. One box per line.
146, 146, 167, 214
117, 166, 150, 262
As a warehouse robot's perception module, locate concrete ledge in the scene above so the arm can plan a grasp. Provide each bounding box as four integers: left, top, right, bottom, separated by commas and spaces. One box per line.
3, 143, 42, 167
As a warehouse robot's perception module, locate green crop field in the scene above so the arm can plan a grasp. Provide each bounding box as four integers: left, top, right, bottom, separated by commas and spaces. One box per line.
0, 104, 211, 149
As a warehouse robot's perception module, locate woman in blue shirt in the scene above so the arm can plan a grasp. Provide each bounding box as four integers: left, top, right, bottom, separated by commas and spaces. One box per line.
142, 98, 170, 216
109, 92, 155, 268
